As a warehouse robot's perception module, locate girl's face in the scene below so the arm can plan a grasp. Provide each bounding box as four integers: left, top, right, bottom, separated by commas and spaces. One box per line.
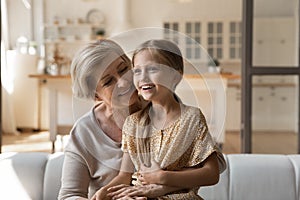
133, 50, 179, 103
95, 57, 138, 109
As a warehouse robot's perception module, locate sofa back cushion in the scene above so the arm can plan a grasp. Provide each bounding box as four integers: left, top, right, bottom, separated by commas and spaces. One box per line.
228, 154, 298, 200
288, 155, 300, 200
43, 152, 64, 200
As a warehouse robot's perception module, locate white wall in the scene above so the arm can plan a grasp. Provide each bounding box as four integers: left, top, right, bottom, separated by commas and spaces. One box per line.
6, 0, 243, 52
41, 0, 242, 36
131, 0, 242, 27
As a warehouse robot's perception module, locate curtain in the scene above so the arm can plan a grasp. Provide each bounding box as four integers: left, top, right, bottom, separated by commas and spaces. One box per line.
1, 0, 19, 135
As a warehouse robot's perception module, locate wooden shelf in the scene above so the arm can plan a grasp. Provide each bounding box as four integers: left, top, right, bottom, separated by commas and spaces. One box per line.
44, 40, 95, 45
184, 73, 241, 80
44, 23, 102, 28
29, 74, 71, 79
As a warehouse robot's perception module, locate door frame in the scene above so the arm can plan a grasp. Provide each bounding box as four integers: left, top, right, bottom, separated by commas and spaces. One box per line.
241, 0, 300, 153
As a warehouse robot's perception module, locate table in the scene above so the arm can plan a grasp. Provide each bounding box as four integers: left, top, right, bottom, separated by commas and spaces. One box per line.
29, 74, 72, 152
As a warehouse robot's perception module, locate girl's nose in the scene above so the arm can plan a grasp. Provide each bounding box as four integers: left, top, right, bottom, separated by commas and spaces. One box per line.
140, 70, 150, 81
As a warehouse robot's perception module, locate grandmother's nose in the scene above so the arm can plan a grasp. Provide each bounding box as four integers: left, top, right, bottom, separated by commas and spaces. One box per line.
117, 74, 132, 88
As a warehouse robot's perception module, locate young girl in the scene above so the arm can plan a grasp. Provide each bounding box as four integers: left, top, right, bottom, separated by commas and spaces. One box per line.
93, 39, 226, 200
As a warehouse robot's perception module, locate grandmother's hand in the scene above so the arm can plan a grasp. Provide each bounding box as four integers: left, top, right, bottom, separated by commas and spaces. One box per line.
91, 187, 111, 200
107, 184, 147, 200
108, 183, 174, 199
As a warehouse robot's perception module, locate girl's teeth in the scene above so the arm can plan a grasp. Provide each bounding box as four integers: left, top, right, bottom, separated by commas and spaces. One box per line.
142, 85, 153, 90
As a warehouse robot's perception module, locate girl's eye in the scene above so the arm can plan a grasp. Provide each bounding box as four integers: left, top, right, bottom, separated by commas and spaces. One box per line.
148, 66, 159, 72
132, 68, 141, 75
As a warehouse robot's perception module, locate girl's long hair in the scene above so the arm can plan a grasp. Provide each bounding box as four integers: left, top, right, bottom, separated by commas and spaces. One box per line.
132, 39, 184, 167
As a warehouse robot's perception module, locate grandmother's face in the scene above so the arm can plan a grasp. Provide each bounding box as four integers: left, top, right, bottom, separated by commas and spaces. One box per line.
95, 57, 138, 108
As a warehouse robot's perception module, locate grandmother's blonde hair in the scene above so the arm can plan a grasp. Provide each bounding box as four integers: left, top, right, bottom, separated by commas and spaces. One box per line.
71, 39, 131, 99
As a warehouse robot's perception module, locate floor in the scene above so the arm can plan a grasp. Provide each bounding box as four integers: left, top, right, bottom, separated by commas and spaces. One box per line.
1, 131, 68, 153
1, 131, 298, 154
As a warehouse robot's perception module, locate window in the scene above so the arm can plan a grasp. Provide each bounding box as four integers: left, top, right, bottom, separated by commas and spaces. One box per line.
163, 22, 179, 44
207, 22, 223, 59
163, 20, 241, 63
229, 21, 242, 59
185, 22, 201, 59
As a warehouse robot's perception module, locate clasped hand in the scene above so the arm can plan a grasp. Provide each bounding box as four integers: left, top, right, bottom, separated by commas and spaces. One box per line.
106, 161, 165, 200
138, 160, 164, 185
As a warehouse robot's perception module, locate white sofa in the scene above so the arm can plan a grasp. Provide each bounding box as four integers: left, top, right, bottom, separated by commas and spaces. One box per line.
0, 152, 299, 200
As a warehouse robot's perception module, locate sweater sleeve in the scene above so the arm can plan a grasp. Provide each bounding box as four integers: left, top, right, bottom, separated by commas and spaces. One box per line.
58, 151, 90, 200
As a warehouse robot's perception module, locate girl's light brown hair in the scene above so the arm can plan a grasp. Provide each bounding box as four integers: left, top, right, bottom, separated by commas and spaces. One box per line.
132, 39, 184, 75
131, 39, 184, 166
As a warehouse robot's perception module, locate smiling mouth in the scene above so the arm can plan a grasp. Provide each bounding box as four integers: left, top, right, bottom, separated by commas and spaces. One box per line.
118, 85, 134, 96
141, 84, 155, 91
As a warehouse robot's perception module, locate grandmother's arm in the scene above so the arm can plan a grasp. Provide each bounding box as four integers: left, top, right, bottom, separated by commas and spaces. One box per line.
91, 153, 135, 200
58, 152, 90, 200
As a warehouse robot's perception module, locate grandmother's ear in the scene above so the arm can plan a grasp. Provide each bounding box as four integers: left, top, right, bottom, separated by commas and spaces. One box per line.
94, 93, 102, 101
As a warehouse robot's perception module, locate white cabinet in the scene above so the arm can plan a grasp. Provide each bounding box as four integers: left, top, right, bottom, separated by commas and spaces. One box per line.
252, 85, 298, 132
253, 17, 297, 67
225, 77, 298, 133
225, 86, 241, 131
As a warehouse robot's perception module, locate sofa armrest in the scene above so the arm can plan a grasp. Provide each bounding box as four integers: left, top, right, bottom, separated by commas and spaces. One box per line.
0, 152, 49, 200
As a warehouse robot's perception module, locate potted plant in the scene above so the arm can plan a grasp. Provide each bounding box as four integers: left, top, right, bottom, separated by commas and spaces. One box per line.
208, 58, 221, 73
95, 29, 105, 40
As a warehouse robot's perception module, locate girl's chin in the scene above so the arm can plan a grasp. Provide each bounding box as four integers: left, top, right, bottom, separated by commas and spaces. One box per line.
140, 93, 152, 101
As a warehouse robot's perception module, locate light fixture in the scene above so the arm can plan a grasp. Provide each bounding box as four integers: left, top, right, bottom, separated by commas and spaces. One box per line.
169, 0, 193, 3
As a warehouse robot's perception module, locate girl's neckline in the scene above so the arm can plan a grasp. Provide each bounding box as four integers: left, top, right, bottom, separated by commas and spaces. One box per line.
151, 104, 188, 131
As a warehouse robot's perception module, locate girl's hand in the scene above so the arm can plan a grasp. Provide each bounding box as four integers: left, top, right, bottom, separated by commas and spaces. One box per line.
107, 184, 146, 200
139, 161, 164, 185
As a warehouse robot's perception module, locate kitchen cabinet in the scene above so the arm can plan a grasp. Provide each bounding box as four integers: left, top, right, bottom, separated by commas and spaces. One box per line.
225, 77, 298, 133
253, 17, 297, 67
225, 85, 241, 131
252, 84, 298, 132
